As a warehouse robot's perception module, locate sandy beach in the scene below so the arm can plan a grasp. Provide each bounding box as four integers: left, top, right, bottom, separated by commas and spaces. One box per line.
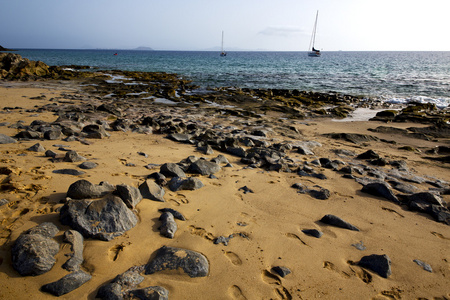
0, 79, 449, 300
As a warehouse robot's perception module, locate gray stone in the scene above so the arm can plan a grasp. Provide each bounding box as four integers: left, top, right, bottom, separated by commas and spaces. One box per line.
271, 266, 291, 278
128, 286, 169, 300
60, 195, 138, 241
62, 230, 84, 271
78, 161, 98, 169
320, 214, 360, 231
188, 159, 221, 175
139, 180, 165, 202
160, 162, 186, 178
211, 154, 229, 165
63, 150, 86, 162
0, 198, 9, 206
302, 229, 323, 238
0, 133, 17, 144
97, 268, 145, 299
66, 179, 114, 199
41, 270, 91, 296
28, 143, 45, 152
168, 177, 204, 192
158, 208, 186, 221
167, 133, 193, 143
413, 259, 432, 272
44, 128, 62, 140
159, 212, 177, 239
45, 149, 58, 158
361, 182, 400, 204
358, 254, 392, 278
145, 246, 209, 278
53, 169, 85, 176
115, 184, 143, 209
82, 124, 110, 139
408, 192, 445, 207
12, 222, 59, 276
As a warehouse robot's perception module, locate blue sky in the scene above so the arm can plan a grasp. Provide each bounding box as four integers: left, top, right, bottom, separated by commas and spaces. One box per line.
1, 0, 449, 51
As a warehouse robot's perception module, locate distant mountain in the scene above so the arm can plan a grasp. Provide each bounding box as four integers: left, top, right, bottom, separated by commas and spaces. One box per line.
133, 47, 154, 51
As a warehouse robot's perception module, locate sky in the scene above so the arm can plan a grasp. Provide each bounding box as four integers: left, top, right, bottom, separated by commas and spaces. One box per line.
1, 0, 449, 51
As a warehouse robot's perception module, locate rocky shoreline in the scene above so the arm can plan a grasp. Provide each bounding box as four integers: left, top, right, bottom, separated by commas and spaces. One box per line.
0, 53, 449, 299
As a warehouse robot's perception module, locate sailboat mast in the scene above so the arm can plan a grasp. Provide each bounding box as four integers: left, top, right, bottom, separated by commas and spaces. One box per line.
309, 10, 319, 50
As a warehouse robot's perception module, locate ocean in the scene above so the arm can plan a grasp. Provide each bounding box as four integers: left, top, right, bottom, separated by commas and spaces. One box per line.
14, 49, 450, 108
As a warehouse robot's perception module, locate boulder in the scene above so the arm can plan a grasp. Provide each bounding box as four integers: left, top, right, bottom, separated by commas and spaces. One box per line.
159, 212, 177, 239
168, 177, 204, 192
66, 179, 114, 199
188, 159, 221, 175
361, 182, 400, 204
28, 143, 45, 152
0, 134, 16, 144
63, 150, 86, 162
127, 286, 169, 300
271, 266, 291, 278
302, 229, 323, 238
320, 214, 359, 231
158, 208, 186, 221
145, 246, 209, 278
139, 180, 165, 202
82, 124, 110, 139
12, 222, 59, 276
358, 254, 392, 278
41, 270, 91, 296
160, 162, 186, 178
60, 195, 138, 241
62, 230, 84, 271
114, 184, 143, 209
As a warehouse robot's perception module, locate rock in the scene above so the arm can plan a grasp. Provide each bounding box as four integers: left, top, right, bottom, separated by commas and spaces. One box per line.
167, 133, 193, 143
82, 124, 110, 139
302, 229, 323, 238
0, 198, 9, 206
271, 266, 291, 278
159, 212, 177, 239
351, 241, 366, 251
28, 143, 45, 152
44, 128, 62, 140
358, 254, 392, 278
307, 187, 331, 200
188, 159, 221, 175
0, 133, 16, 144
361, 182, 400, 204
139, 180, 165, 202
324, 133, 379, 145
45, 149, 58, 158
12, 222, 59, 276
63, 150, 86, 162
238, 186, 254, 194
127, 286, 169, 300
211, 154, 229, 165
214, 235, 234, 246
66, 179, 114, 199
145, 246, 209, 278
78, 161, 98, 169
115, 184, 143, 209
357, 150, 380, 160
426, 205, 450, 225
168, 177, 204, 192
97, 268, 145, 299
62, 230, 84, 271
158, 208, 186, 221
320, 214, 360, 231
407, 192, 445, 207
41, 270, 91, 296
160, 162, 186, 178
53, 169, 85, 176
60, 195, 138, 241
413, 259, 433, 272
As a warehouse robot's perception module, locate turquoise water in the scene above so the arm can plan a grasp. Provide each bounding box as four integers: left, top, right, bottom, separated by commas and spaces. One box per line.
14, 49, 450, 107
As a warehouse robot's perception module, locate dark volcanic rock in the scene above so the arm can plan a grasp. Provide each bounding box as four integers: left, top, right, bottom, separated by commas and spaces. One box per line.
323, 133, 379, 144
114, 184, 143, 209
320, 214, 360, 231
66, 179, 114, 199
63, 150, 86, 162
12, 222, 59, 276
78, 161, 98, 169
357, 150, 380, 160
159, 212, 177, 239
302, 229, 323, 238
188, 159, 221, 175
127, 286, 169, 300
62, 230, 84, 271
358, 254, 392, 278
271, 266, 291, 278
145, 246, 209, 278
97, 268, 145, 300
139, 180, 165, 202
160, 162, 186, 178
0, 133, 17, 144
41, 270, 91, 296
158, 208, 186, 221
60, 195, 138, 241
168, 176, 204, 191
53, 169, 85, 176
82, 124, 110, 139
28, 143, 45, 152
361, 182, 400, 204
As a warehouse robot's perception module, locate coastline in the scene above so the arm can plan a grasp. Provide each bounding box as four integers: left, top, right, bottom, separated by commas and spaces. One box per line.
0, 56, 449, 299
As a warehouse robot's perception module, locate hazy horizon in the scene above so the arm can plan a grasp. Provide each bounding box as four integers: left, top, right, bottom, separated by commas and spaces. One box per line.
1, 0, 449, 52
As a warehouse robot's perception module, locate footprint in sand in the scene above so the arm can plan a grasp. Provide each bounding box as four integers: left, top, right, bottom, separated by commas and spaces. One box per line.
323, 261, 351, 279
431, 231, 449, 240
189, 226, 215, 241
347, 263, 372, 284
228, 285, 247, 300
285, 233, 308, 246
109, 243, 126, 261
224, 251, 243, 266
261, 270, 294, 300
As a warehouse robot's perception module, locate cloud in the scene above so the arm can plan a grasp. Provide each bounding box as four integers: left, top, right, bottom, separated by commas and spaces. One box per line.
258, 26, 303, 37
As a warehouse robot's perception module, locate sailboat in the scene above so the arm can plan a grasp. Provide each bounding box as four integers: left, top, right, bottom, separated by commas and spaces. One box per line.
308, 11, 321, 57
220, 31, 227, 57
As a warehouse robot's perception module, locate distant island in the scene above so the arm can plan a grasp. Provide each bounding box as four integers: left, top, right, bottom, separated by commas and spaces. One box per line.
0, 45, 15, 51
133, 47, 154, 51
